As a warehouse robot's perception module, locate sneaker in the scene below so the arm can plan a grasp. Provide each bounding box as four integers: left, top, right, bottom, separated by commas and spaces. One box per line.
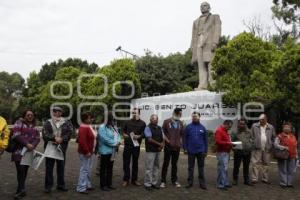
244, 182, 254, 186
262, 180, 271, 185
199, 184, 207, 190
151, 185, 160, 189
56, 186, 68, 192
122, 181, 129, 187
132, 181, 142, 186
14, 191, 26, 200
78, 190, 89, 195
14, 194, 21, 200
107, 186, 116, 190
173, 182, 181, 188
160, 182, 166, 188
101, 187, 110, 192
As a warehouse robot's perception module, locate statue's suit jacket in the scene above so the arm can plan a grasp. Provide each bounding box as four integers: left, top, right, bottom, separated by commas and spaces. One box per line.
191, 13, 221, 63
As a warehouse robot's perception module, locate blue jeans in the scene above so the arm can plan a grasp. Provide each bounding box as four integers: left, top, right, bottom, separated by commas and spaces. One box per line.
76, 154, 93, 192
278, 158, 296, 186
217, 152, 230, 188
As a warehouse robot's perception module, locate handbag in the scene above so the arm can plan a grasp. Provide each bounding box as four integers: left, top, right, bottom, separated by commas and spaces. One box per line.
273, 148, 289, 160
5, 132, 17, 153
5, 123, 24, 153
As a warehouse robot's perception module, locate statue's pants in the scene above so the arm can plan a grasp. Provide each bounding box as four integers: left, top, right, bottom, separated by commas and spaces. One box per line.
196, 46, 215, 89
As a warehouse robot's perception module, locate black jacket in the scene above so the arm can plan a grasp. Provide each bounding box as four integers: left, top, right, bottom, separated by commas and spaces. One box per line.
42, 119, 73, 153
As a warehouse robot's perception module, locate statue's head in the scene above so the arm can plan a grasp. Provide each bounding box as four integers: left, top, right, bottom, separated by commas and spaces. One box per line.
200, 2, 211, 14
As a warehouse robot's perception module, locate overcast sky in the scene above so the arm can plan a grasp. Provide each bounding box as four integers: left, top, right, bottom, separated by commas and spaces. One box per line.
0, 0, 274, 79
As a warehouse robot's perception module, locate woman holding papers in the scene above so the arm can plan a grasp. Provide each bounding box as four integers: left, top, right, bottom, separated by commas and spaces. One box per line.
76, 112, 96, 194
12, 109, 40, 200
97, 112, 121, 191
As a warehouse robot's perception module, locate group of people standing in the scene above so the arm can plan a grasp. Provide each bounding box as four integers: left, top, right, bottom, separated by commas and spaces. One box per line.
0, 107, 298, 199
215, 114, 298, 190
0, 107, 73, 200
76, 109, 299, 193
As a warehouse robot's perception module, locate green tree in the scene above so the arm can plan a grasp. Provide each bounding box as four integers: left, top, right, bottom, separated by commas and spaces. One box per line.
38, 58, 98, 85
83, 59, 141, 122
19, 58, 99, 122
272, 39, 300, 134
212, 32, 283, 109
19, 58, 141, 125
136, 50, 195, 96
218, 35, 231, 48
98, 58, 141, 100
272, 0, 300, 24
17, 67, 84, 123
275, 40, 300, 114
0, 72, 25, 123
272, 0, 300, 39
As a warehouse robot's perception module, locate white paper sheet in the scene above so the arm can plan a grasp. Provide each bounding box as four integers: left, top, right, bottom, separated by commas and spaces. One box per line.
44, 142, 64, 160
130, 132, 140, 147
232, 141, 243, 150
32, 151, 45, 170
21, 147, 28, 156
20, 150, 33, 166
21, 150, 45, 170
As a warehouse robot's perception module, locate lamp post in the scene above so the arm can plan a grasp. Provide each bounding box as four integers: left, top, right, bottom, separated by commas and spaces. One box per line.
116, 46, 139, 60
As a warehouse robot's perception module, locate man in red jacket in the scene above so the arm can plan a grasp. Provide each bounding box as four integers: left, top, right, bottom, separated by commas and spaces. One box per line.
215, 120, 233, 190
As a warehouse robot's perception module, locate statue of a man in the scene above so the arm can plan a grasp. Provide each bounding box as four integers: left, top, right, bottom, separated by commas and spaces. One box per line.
191, 2, 221, 90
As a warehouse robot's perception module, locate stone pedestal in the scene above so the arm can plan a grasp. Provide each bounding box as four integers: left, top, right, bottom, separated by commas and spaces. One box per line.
131, 90, 237, 131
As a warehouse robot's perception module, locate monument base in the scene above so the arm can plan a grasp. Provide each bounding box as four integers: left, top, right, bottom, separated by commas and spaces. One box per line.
131, 90, 237, 131
194, 87, 206, 91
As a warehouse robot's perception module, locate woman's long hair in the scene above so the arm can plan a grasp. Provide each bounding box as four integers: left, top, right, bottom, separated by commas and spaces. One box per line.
21, 108, 36, 126
105, 111, 114, 128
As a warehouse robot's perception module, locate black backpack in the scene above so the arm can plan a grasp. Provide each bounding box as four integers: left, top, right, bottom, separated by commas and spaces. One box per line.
5, 132, 17, 153
5, 124, 23, 153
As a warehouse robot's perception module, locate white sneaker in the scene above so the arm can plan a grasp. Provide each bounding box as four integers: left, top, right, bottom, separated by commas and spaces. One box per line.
160, 182, 166, 188
173, 182, 181, 188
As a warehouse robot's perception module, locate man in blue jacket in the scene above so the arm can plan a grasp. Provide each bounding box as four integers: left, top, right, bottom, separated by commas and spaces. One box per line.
184, 111, 208, 190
